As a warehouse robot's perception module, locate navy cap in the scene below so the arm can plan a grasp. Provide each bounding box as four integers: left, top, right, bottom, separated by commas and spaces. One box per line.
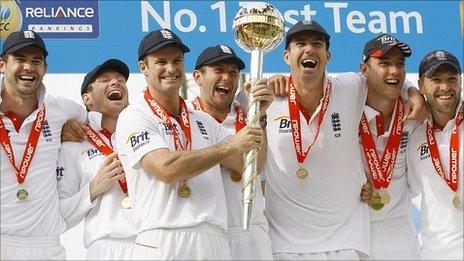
195, 45, 245, 70
81, 59, 129, 95
285, 20, 330, 49
138, 29, 190, 61
1, 30, 48, 57
362, 34, 412, 62
419, 50, 461, 77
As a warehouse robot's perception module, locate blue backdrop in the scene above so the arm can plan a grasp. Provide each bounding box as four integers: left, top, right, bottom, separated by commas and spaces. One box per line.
3, 0, 463, 73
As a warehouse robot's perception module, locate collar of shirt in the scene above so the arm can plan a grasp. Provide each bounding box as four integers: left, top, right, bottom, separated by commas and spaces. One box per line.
221, 99, 243, 126
364, 99, 406, 138
364, 105, 384, 137
88, 111, 104, 131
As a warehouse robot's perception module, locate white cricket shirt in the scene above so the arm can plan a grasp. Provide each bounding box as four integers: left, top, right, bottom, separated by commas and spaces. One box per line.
407, 102, 464, 260
189, 100, 268, 228
361, 103, 419, 223
0, 83, 86, 237
57, 111, 137, 248
264, 72, 370, 255
115, 95, 231, 234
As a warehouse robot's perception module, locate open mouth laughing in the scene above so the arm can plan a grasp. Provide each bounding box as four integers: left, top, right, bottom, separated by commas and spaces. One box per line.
107, 89, 123, 101
301, 59, 317, 69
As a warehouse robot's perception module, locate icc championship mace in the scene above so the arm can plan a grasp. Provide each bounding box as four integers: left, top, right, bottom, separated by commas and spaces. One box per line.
233, 2, 284, 230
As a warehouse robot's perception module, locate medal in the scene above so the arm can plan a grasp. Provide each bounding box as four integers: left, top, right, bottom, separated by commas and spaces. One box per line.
426, 106, 463, 209
121, 196, 131, 209
370, 191, 384, 211
359, 99, 404, 202
192, 97, 246, 183
16, 187, 28, 200
288, 77, 332, 180
452, 195, 461, 208
146, 90, 194, 197
296, 166, 309, 179
381, 190, 390, 204
230, 171, 242, 182
0, 106, 46, 201
179, 183, 191, 198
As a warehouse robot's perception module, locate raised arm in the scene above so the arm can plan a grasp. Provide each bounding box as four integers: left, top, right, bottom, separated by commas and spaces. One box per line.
140, 125, 263, 183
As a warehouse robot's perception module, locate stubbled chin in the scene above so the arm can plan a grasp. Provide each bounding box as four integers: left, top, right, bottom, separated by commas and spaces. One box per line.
213, 95, 232, 107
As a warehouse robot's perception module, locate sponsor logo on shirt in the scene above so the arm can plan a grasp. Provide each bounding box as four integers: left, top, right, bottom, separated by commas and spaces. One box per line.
127, 131, 150, 152
418, 142, 430, 160
56, 166, 65, 181
331, 112, 341, 138
274, 115, 291, 134
82, 148, 102, 160
196, 120, 209, 140
160, 122, 180, 135
42, 120, 52, 142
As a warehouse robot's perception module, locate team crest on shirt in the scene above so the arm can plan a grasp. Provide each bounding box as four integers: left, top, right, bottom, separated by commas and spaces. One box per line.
127, 131, 150, 152
399, 131, 409, 153
274, 115, 291, 133
56, 166, 65, 181
331, 112, 342, 138
417, 142, 430, 160
82, 148, 102, 160
42, 120, 52, 142
196, 120, 209, 140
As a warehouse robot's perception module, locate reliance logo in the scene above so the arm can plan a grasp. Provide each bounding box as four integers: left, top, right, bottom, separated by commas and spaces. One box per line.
25, 7, 95, 18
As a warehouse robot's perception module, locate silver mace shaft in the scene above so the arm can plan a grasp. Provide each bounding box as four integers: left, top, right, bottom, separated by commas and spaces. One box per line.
243, 49, 263, 230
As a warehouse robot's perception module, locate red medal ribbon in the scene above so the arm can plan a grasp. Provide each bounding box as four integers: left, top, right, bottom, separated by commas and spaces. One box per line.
375, 112, 385, 137
144, 89, 191, 151
85, 126, 128, 194
191, 96, 205, 112
359, 99, 404, 190
191, 96, 246, 133
0, 105, 46, 185
287, 76, 332, 165
426, 106, 463, 192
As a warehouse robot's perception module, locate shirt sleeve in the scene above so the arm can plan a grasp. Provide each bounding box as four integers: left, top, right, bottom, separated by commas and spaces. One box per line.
337, 73, 368, 120
406, 128, 422, 197
56, 143, 96, 230
115, 106, 169, 169
57, 97, 87, 123
400, 78, 418, 101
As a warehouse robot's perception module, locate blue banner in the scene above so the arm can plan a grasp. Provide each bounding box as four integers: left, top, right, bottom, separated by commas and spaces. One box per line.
1, 0, 462, 73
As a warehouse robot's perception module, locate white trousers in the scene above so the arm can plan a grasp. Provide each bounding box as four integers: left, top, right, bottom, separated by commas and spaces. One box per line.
362, 216, 421, 260
227, 225, 273, 260
134, 223, 231, 260
274, 249, 360, 260
1, 234, 65, 260
86, 237, 135, 260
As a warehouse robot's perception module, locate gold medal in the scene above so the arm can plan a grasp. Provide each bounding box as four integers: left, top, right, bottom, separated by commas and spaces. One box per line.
370, 192, 384, 211
296, 166, 308, 179
121, 196, 131, 209
16, 187, 28, 200
452, 195, 461, 208
381, 190, 390, 204
179, 183, 191, 198
230, 171, 242, 182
